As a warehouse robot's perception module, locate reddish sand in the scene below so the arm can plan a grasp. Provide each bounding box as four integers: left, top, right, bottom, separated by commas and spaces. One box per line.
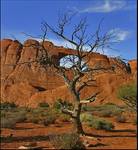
1, 119, 137, 149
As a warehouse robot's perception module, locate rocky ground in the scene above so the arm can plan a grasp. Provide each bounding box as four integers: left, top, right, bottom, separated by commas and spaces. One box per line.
1, 116, 137, 149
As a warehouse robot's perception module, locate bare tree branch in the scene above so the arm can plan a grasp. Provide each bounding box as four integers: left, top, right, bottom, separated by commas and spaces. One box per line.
11, 11, 121, 135
61, 107, 74, 117
80, 92, 100, 104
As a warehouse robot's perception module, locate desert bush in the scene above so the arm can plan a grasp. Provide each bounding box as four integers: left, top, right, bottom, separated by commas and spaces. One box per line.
81, 103, 123, 117
99, 111, 120, 118
80, 113, 92, 122
81, 104, 109, 112
99, 110, 112, 117
26, 107, 59, 125
26, 107, 44, 123
0, 111, 6, 117
43, 108, 59, 126
82, 103, 116, 111
26, 109, 45, 124
115, 115, 127, 123
42, 110, 57, 126
53, 99, 62, 110
53, 99, 73, 110
30, 107, 45, 114
1, 118, 17, 129
1, 108, 27, 123
117, 82, 137, 112
2, 112, 27, 126
81, 105, 93, 111
101, 104, 123, 115
88, 117, 114, 130
7, 107, 28, 120
38, 102, 49, 108
43, 115, 56, 126
0, 102, 17, 110
59, 114, 71, 122
81, 113, 114, 131
13, 111, 27, 123
27, 116, 40, 124
1, 106, 41, 125
49, 133, 85, 149
21, 106, 32, 112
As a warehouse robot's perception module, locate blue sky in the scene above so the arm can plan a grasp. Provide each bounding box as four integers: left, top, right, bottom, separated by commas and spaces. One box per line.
1, 0, 137, 60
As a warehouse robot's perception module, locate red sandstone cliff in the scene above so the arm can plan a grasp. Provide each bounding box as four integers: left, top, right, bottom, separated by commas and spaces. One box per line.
0, 39, 137, 107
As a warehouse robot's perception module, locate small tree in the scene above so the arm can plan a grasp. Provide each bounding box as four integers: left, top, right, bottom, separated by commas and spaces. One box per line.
117, 82, 137, 112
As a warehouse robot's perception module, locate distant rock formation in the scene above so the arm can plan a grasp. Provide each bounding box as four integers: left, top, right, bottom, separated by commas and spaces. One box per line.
128, 60, 137, 73
0, 39, 137, 107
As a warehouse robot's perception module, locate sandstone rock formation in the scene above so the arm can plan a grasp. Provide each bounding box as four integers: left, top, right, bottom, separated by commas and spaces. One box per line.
128, 59, 137, 73
0, 39, 137, 107
128, 59, 137, 80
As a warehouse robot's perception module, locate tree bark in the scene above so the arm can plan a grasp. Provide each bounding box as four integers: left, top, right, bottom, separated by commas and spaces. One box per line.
72, 101, 84, 134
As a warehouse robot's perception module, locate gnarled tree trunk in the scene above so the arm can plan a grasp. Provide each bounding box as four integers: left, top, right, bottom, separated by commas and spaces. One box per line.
72, 101, 84, 134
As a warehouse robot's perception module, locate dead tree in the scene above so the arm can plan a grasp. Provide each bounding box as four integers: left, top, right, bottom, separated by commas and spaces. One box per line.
20, 12, 118, 135
33, 12, 120, 135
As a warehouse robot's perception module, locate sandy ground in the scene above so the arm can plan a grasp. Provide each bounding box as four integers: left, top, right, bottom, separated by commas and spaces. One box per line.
1, 119, 137, 150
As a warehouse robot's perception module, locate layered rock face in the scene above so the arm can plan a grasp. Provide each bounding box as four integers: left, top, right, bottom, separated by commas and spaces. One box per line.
128, 60, 137, 80
1, 39, 136, 107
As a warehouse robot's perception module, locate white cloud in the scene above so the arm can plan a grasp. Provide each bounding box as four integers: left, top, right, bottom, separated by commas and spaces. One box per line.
77, 0, 135, 13
109, 28, 130, 41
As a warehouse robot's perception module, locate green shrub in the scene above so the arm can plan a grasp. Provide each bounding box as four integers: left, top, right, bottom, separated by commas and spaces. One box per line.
81, 113, 114, 131
43, 109, 59, 125
117, 82, 137, 112
27, 116, 40, 124
1, 118, 17, 129
26, 107, 59, 125
81, 105, 94, 111
88, 117, 114, 130
115, 115, 127, 123
30, 107, 45, 114
80, 113, 92, 122
81, 103, 123, 117
13, 111, 27, 123
0, 111, 6, 118
53, 99, 62, 110
101, 104, 123, 115
53, 99, 73, 110
43, 115, 56, 126
26, 108, 43, 123
98, 110, 112, 117
27, 110, 45, 123
38, 102, 49, 108
60, 114, 71, 122
0, 102, 17, 110
49, 133, 85, 149
1, 108, 27, 124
